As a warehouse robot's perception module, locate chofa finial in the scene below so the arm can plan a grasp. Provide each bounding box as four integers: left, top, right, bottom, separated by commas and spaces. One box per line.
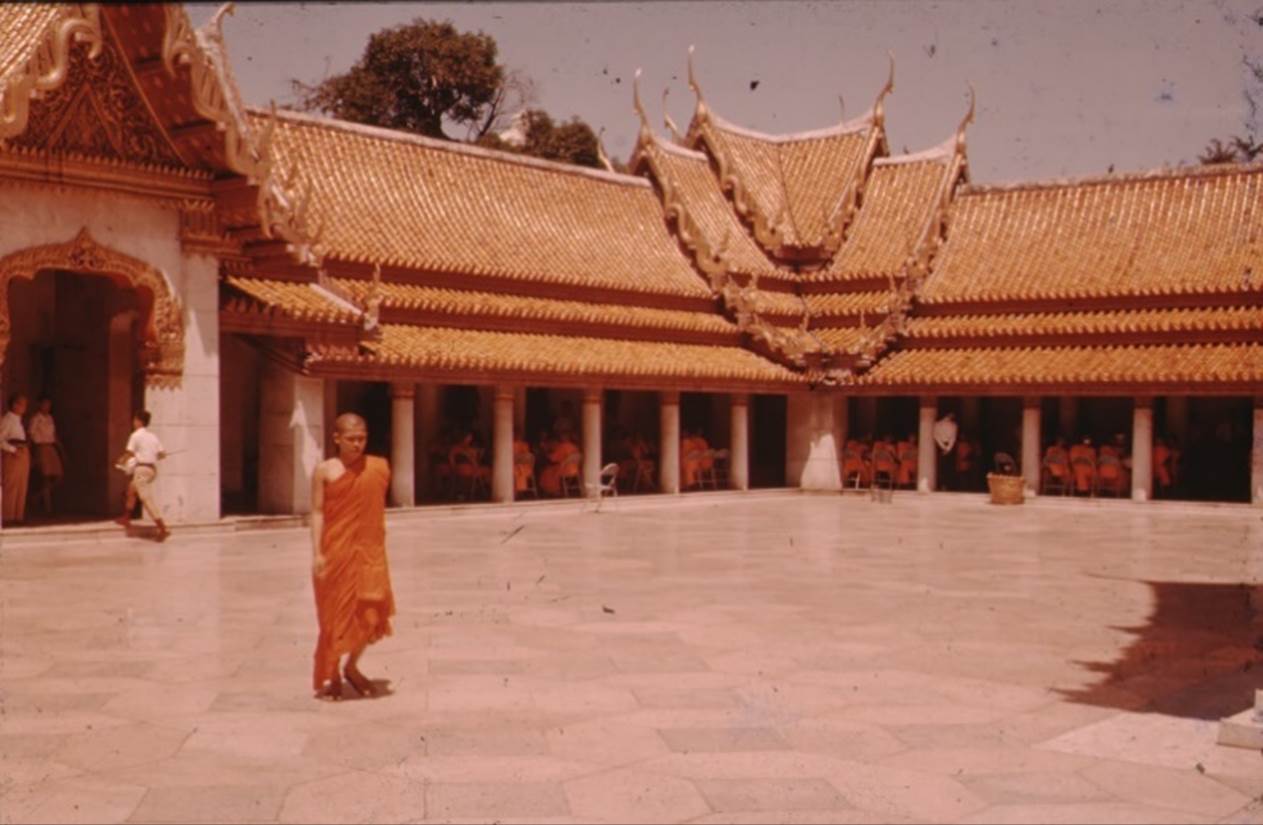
662, 87, 683, 142
687, 44, 704, 103
955, 83, 976, 152
873, 51, 895, 124
596, 127, 616, 173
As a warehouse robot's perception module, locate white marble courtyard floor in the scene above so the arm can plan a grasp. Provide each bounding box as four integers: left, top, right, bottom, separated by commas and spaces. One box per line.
2, 492, 1262, 824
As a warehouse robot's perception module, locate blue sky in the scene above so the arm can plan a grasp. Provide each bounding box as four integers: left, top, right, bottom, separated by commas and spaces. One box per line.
191, 1, 1260, 183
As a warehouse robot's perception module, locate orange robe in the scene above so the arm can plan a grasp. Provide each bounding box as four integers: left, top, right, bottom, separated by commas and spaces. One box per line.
1069, 444, 1096, 492
512, 439, 534, 492
896, 440, 917, 486
1043, 446, 1069, 479
313, 456, 395, 691
872, 440, 898, 481
1153, 444, 1172, 487
842, 439, 870, 485
539, 441, 579, 496
681, 436, 705, 488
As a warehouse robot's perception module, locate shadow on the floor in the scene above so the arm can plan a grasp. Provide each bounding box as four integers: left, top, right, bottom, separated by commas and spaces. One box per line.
1057, 579, 1263, 720
335, 678, 395, 702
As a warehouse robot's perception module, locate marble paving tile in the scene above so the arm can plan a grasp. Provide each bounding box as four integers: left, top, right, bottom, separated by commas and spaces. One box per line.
425, 781, 570, 820
126, 784, 287, 824
278, 771, 427, 824
3, 495, 1261, 824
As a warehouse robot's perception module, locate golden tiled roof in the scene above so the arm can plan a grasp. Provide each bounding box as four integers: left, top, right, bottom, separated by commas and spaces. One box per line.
327, 278, 738, 337
696, 112, 873, 250
223, 276, 362, 324
855, 343, 1263, 386
308, 324, 806, 384
0, 5, 66, 90
254, 110, 712, 300
919, 163, 1263, 304
804, 290, 900, 317
637, 138, 786, 279
903, 307, 1263, 339
814, 156, 953, 283
811, 326, 871, 352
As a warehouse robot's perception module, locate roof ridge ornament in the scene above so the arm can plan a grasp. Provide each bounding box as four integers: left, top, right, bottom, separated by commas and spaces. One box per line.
632, 68, 655, 144
873, 51, 895, 127
595, 127, 616, 173
687, 44, 708, 123
662, 87, 684, 143
954, 83, 976, 154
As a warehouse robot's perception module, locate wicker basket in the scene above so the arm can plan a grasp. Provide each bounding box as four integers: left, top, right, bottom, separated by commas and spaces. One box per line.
986, 473, 1025, 505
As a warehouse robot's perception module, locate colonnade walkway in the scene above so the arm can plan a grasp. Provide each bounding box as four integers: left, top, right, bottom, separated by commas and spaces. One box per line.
2, 494, 1261, 823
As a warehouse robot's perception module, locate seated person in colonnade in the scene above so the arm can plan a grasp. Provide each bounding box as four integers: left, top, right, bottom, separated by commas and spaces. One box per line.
895, 434, 917, 488
680, 428, 712, 489
538, 431, 580, 496
1068, 436, 1097, 495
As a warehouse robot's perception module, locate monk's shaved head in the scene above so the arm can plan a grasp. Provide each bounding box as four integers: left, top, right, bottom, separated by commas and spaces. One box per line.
334, 412, 367, 434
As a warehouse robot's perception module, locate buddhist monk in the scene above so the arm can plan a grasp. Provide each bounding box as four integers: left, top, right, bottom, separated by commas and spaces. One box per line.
1069, 436, 1097, 495
539, 431, 580, 496
871, 434, 899, 486
681, 429, 709, 489
896, 434, 917, 488
842, 437, 870, 487
311, 412, 395, 701
512, 432, 535, 494
1153, 436, 1173, 496
1043, 437, 1071, 490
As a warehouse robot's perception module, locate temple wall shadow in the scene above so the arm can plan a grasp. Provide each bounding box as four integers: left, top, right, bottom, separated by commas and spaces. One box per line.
1057, 580, 1263, 720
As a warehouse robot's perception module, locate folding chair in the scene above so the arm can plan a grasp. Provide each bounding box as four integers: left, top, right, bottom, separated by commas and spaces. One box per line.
697, 449, 719, 490
1096, 453, 1126, 497
514, 450, 538, 498
587, 462, 620, 511
451, 451, 488, 500
682, 449, 706, 490
711, 448, 731, 489
870, 445, 898, 491
1041, 453, 1071, 496
559, 452, 583, 497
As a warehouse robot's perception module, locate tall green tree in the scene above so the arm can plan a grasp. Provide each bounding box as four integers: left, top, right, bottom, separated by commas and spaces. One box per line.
292, 18, 605, 169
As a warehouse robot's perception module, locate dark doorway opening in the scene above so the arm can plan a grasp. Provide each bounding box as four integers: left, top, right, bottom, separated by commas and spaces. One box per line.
750, 393, 786, 488
3, 270, 144, 523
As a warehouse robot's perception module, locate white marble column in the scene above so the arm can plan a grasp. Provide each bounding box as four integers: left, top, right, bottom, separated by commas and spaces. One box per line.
513, 386, 528, 437
660, 390, 681, 494
582, 388, 602, 497
730, 393, 750, 491
1131, 397, 1154, 502
1252, 397, 1263, 506
1021, 396, 1041, 495
258, 364, 325, 515
492, 385, 515, 503
389, 382, 415, 507
415, 383, 440, 500
918, 396, 937, 493
786, 391, 843, 491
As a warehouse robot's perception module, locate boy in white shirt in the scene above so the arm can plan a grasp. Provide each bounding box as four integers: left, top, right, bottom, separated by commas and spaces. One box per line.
115, 410, 169, 541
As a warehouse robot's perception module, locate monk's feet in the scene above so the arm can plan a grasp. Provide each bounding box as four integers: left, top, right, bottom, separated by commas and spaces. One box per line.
343, 665, 374, 696
315, 677, 343, 701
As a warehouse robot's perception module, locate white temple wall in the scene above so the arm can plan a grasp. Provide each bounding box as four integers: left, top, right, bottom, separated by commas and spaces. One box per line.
0, 187, 221, 524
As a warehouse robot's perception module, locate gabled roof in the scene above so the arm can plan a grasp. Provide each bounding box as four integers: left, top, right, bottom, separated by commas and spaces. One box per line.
255, 109, 714, 300
919, 162, 1263, 304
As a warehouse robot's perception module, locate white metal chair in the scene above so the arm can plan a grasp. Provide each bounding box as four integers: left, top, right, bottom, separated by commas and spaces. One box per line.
587, 462, 620, 512
559, 452, 584, 497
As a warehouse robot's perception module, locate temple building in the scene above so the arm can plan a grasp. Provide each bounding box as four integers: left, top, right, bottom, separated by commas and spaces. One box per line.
0, 3, 1260, 528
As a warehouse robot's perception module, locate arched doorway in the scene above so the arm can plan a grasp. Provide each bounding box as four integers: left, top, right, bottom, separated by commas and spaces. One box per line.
0, 230, 184, 524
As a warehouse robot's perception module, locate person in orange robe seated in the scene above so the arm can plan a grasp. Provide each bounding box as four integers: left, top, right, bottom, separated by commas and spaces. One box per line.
896, 435, 917, 488
1153, 436, 1173, 496
842, 438, 871, 487
680, 429, 704, 489
512, 433, 535, 493
1042, 438, 1071, 488
310, 413, 395, 701
1068, 437, 1097, 494
621, 431, 656, 492
539, 432, 580, 496
448, 431, 490, 491
1097, 433, 1130, 492
871, 435, 899, 486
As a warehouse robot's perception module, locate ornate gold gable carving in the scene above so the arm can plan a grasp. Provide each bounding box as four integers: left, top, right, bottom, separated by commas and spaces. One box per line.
8, 16, 183, 168
0, 5, 102, 140
0, 229, 185, 387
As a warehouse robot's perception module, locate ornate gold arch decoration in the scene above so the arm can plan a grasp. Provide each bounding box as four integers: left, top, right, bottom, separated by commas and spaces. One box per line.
0, 4, 103, 140
0, 229, 185, 387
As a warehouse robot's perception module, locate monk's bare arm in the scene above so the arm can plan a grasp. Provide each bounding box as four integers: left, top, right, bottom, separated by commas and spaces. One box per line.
310, 461, 326, 576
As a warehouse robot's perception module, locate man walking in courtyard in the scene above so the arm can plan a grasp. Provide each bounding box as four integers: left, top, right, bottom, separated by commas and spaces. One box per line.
116, 410, 170, 541
310, 412, 395, 701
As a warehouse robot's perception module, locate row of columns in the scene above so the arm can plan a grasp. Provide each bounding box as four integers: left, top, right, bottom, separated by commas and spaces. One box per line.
256, 380, 1263, 514
385, 384, 751, 507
